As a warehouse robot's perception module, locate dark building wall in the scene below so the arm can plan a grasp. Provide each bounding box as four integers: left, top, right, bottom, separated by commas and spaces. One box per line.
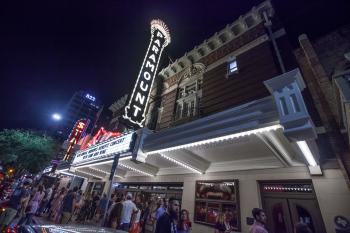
155, 16, 298, 130
158, 90, 177, 129
201, 41, 279, 116
295, 31, 350, 185
312, 25, 350, 78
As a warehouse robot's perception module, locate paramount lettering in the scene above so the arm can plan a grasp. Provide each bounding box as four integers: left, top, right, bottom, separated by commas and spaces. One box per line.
123, 19, 171, 127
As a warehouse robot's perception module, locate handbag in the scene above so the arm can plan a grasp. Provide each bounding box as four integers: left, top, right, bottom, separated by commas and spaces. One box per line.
129, 223, 141, 233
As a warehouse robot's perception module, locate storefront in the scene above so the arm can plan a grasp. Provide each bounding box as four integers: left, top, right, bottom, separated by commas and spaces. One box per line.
100, 69, 349, 233
114, 182, 183, 201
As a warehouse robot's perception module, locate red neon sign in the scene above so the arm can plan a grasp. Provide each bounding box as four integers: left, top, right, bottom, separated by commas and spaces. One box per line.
80, 127, 121, 150
63, 119, 89, 161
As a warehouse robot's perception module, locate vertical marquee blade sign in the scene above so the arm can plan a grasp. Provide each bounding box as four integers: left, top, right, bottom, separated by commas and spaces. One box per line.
63, 118, 89, 161
123, 19, 171, 128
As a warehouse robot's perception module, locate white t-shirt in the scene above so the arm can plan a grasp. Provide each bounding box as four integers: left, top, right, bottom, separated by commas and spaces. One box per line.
120, 200, 137, 224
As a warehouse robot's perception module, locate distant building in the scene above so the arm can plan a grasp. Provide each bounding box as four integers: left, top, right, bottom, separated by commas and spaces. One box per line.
108, 94, 128, 131
58, 91, 102, 139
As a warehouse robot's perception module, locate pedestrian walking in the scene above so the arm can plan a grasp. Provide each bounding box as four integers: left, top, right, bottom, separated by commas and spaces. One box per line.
155, 197, 180, 233
87, 192, 99, 222
76, 194, 93, 223
120, 193, 137, 231
0, 180, 31, 231
155, 198, 167, 220
60, 186, 78, 224
49, 187, 66, 223
37, 184, 53, 216
18, 184, 45, 226
73, 190, 83, 216
107, 197, 123, 228
140, 200, 152, 233
96, 193, 108, 221
250, 208, 268, 233
178, 209, 192, 233
44, 186, 57, 215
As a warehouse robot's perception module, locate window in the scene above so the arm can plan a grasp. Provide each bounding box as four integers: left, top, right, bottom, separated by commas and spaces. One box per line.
175, 104, 182, 120
189, 101, 195, 117
228, 59, 238, 75
227, 58, 238, 77
182, 102, 189, 118
173, 67, 203, 123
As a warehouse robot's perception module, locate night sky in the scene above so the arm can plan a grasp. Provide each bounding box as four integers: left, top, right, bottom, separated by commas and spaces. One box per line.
0, 0, 349, 131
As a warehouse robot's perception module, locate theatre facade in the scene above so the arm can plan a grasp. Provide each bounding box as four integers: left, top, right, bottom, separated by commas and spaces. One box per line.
59, 1, 350, 233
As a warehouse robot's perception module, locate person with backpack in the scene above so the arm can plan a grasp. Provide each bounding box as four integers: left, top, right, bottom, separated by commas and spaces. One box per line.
0, 180, 31, 231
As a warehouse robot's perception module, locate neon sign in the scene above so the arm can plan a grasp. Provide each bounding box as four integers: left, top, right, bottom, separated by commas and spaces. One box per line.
80, 127, 122, 150
123, 19, 171, 128
63, 118, 89, 161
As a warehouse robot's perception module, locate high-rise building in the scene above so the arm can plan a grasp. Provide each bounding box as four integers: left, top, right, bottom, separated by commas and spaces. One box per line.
58, 91, 102, 139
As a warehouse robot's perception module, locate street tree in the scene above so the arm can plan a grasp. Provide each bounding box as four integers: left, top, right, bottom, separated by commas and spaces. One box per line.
0, 129, 59, 174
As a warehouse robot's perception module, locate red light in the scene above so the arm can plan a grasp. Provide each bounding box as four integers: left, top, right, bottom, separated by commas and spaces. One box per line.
5, 227, 17, 233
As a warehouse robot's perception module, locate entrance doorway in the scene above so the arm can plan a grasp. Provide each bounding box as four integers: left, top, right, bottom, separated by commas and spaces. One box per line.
260, 181, 326, 233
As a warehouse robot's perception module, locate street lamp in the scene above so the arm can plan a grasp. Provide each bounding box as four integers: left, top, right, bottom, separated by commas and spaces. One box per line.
52, 113, 62, 121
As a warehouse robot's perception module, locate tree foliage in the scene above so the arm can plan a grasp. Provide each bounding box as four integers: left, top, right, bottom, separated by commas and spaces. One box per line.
0, 129, 59, 174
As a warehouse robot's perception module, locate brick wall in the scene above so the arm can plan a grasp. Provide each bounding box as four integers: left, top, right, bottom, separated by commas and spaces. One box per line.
295, 33, 350, 187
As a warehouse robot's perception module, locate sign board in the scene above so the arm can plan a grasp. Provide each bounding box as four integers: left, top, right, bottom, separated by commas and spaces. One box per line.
123, 19, 171, 128
42, 166, 53, 174
72, 132, 135, 166
63, 118, 90, 161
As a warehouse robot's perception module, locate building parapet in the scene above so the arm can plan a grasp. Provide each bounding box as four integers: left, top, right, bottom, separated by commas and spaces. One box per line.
158, 0, 274, 80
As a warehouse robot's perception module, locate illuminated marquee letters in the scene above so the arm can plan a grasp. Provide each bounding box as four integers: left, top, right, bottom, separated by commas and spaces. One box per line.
123, 19, 171, 127
63, 118, 89, 161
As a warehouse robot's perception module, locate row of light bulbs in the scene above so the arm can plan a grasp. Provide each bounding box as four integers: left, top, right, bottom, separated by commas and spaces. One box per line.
160, 154, 203, 174
119, 163, 155, 177
264, 186, 312, 192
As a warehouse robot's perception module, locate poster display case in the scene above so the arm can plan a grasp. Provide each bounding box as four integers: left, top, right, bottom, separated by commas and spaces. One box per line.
194, 180, 240, 231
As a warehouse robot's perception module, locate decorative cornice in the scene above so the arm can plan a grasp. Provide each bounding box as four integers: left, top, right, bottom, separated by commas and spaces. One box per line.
158, 0, 274, 80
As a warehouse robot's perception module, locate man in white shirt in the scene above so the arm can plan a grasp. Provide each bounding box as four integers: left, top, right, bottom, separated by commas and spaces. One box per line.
120, 193, 137, 231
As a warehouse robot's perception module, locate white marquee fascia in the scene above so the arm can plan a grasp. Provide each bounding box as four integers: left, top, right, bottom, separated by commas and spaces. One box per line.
145, 124, 283, 155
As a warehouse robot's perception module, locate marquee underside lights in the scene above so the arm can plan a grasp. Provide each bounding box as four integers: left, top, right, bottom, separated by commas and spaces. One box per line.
160, 154, 203, 174
146, 124, 283, 155
73, 156, 132, 169
119, 163, 155, 177
123, 19, 171, 128
296, 140, 317, 167
75, 169, 104, 179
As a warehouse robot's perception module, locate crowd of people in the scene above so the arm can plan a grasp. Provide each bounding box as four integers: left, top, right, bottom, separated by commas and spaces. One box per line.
0, 179, 313, 233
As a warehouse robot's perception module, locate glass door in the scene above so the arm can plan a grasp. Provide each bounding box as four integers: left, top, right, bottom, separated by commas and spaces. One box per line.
288, 199, 326, 233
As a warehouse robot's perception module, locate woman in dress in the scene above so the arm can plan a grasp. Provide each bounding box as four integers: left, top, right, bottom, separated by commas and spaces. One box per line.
49, 187, 66, 223
18, 185, 45, 225
214, 213, 234, 233
177, 209, 192, 233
